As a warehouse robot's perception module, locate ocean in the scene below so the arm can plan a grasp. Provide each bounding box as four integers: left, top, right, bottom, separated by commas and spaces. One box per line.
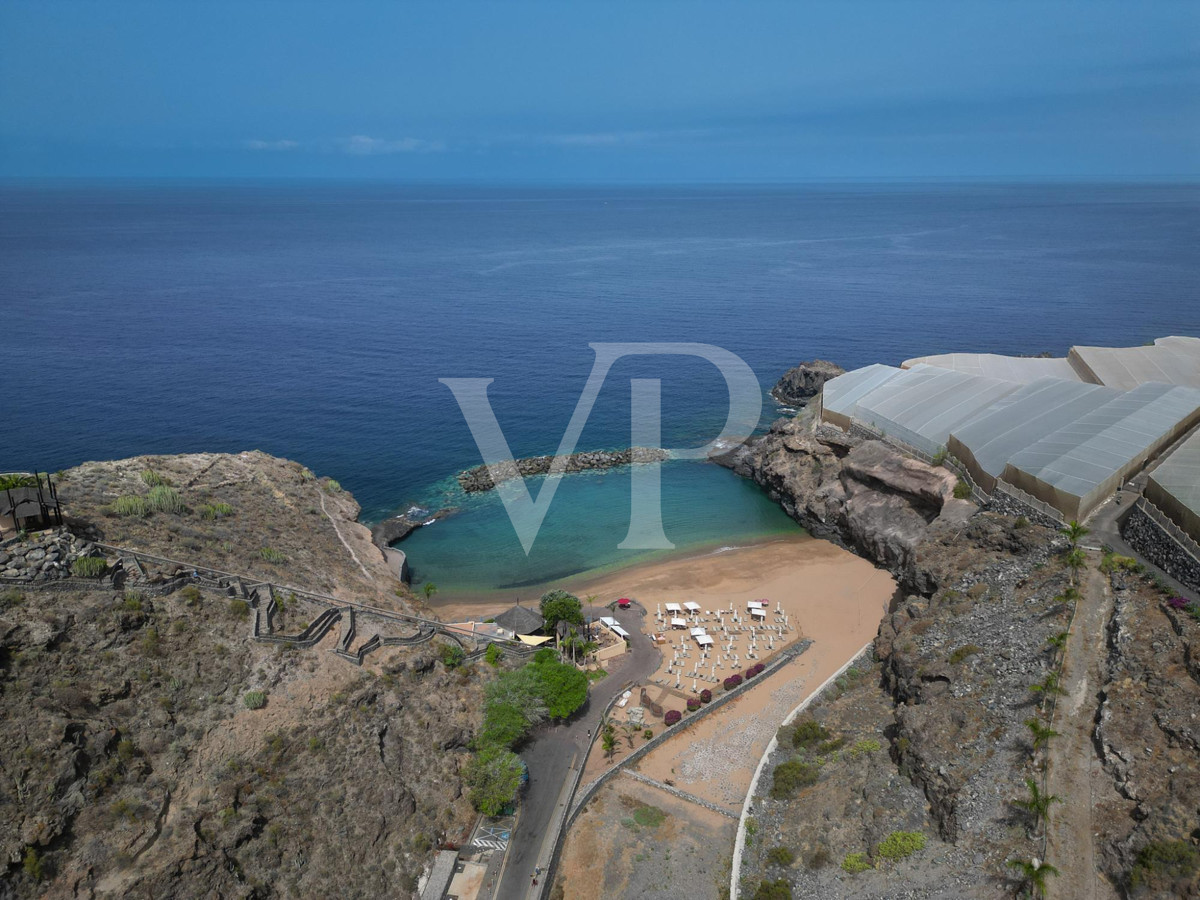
1, 181, 1196, 591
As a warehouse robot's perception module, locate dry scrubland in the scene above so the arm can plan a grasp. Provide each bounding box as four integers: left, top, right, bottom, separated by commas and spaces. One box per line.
0, 452, 493, 898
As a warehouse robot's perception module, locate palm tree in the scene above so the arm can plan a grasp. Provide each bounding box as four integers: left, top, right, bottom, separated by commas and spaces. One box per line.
1045, 631, 1069, 653
1065, 547, 1087, 585
422, 581, 437, 601
1062, 520, 1089, 547
1013, 778, 1062, 836
1024, 717, 1060, 752
1030, 671, 1066, 701
1008, 857, 1060, 898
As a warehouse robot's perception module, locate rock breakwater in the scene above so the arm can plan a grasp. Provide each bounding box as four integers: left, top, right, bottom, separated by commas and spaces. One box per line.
456, 447, 669, 493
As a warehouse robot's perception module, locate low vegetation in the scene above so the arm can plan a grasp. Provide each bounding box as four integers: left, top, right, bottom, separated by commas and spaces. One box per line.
771, 757, 819, 798
112, 494, 150, 517
70, 556, 107, 578
878, 830, 926, 860
243, 690, 267, 709
841, 852, 873, 874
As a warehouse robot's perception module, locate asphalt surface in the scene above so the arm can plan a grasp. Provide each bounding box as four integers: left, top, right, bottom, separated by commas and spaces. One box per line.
493, 603, 661, 900
1086, 488, 1196, 600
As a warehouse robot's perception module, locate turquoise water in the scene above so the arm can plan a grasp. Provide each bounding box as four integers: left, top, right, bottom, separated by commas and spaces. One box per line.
400, 459, 799, 593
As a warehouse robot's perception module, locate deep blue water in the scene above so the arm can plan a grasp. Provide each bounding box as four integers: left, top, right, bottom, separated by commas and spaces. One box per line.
1, 182, 1196, 589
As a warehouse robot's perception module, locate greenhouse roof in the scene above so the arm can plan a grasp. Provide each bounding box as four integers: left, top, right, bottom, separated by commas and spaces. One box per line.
1005, 382, 1200, 502
1148, 428, 1200, 526
949, 378, 1119, 480
821, 364, 903, 420
851, 364, 1021, 456
901, 352, 1082, 384
1069, 336, 1200, 391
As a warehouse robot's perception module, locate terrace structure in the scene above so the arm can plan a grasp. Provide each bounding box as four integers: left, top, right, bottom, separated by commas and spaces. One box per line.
0, 472, 63, 534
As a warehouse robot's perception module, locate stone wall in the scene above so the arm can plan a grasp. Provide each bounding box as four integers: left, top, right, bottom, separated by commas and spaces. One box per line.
1123, 501, 1200, 591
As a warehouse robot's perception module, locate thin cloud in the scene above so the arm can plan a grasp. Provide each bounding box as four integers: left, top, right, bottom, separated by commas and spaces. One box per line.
339, 135, 445, 155
244, 139, 300, 151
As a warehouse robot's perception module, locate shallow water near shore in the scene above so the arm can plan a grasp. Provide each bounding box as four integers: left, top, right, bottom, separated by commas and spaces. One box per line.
402, 459, 801, 595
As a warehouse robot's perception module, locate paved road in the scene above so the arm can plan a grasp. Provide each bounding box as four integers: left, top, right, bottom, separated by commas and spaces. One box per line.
1086, 488, 1196, 600
492, 603, 661, 900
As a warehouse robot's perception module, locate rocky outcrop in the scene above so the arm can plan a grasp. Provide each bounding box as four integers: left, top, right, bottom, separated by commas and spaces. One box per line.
714, 410, 967, 592
371, 506, 455, 549
770, 359, 845, 406
457, 447, 669, 493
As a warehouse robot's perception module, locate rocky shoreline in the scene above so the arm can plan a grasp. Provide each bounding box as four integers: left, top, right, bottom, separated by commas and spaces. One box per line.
456, 446, 669, 493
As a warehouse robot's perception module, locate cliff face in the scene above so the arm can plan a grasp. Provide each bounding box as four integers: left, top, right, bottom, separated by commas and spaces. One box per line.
716, 411, 973, 593
0, 453, 486, 899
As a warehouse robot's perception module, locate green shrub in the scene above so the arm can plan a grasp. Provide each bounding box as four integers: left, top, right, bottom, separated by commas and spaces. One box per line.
243, 691, 267, 710
643, 728, 653, 740
766, 845, 795, 867
949, 644, 982, 664
439, 642, 465, 669
791, 718, 831, 749
771, 757, 819, 798
0, 588, 25, 608
112, 495, 149, 517
842, 852, 873, 874
806, 846, 831, 869
953, 479, 972, 500
751, 879, 792, 900
848, 738, 881, 758
323, 478, 342, 494
485, 643, 502, 666
200, 502, 233, 520
178, 585, 202, 605
140, 469, 168, 487
228, 599, 250, 619
878, 831, 926, 860
632, 805, 666, 828
1130, 839, 1199, 889
22, 846, 43, 881
259, 547, 286, 564
146, 485, 185, 514
71, 556, 107, 578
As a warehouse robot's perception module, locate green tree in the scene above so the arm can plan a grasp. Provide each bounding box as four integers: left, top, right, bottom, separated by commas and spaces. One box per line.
486, 666, 549, 725
466, 745, 525, 815
1013, 778, 1062, 836
529, 648, 588, 718
1062, 520, 1089, 547
478, 702, 533, 748
1007, 857, 1059, 898
1065, 547, 1087, 585
539, 589, 584, 632
1030, 672, 1066, 700
422, 582, 438, 601
1025, 718, 1060, 752
601, 723, 617, 760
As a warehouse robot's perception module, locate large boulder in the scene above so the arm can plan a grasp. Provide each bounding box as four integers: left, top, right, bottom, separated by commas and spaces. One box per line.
771, 359, 845, 406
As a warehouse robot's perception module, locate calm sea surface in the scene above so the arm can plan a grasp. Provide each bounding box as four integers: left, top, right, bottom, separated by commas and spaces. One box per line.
2, 182, 1196, 590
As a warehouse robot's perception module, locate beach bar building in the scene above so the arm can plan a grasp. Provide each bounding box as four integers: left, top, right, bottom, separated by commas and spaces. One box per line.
493, 604, 544, 639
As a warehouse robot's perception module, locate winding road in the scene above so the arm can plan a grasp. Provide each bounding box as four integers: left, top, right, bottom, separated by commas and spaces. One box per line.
490, 603, 661, 900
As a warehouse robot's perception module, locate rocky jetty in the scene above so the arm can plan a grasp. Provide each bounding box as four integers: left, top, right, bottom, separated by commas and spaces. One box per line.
457, 446, 669, 493
770, 359, 845, 406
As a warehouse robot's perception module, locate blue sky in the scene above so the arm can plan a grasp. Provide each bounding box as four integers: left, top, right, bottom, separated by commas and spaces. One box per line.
1, 1, 1196, 180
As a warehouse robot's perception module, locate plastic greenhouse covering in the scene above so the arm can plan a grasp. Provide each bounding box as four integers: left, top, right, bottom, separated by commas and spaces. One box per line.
1001, 382, 1200, 520
947, 378, 1118, 491
1069, 336, 1200, 391
900, 352, 1082, 384
847, 364, 1020, 457
1146, 428, 1200, 541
